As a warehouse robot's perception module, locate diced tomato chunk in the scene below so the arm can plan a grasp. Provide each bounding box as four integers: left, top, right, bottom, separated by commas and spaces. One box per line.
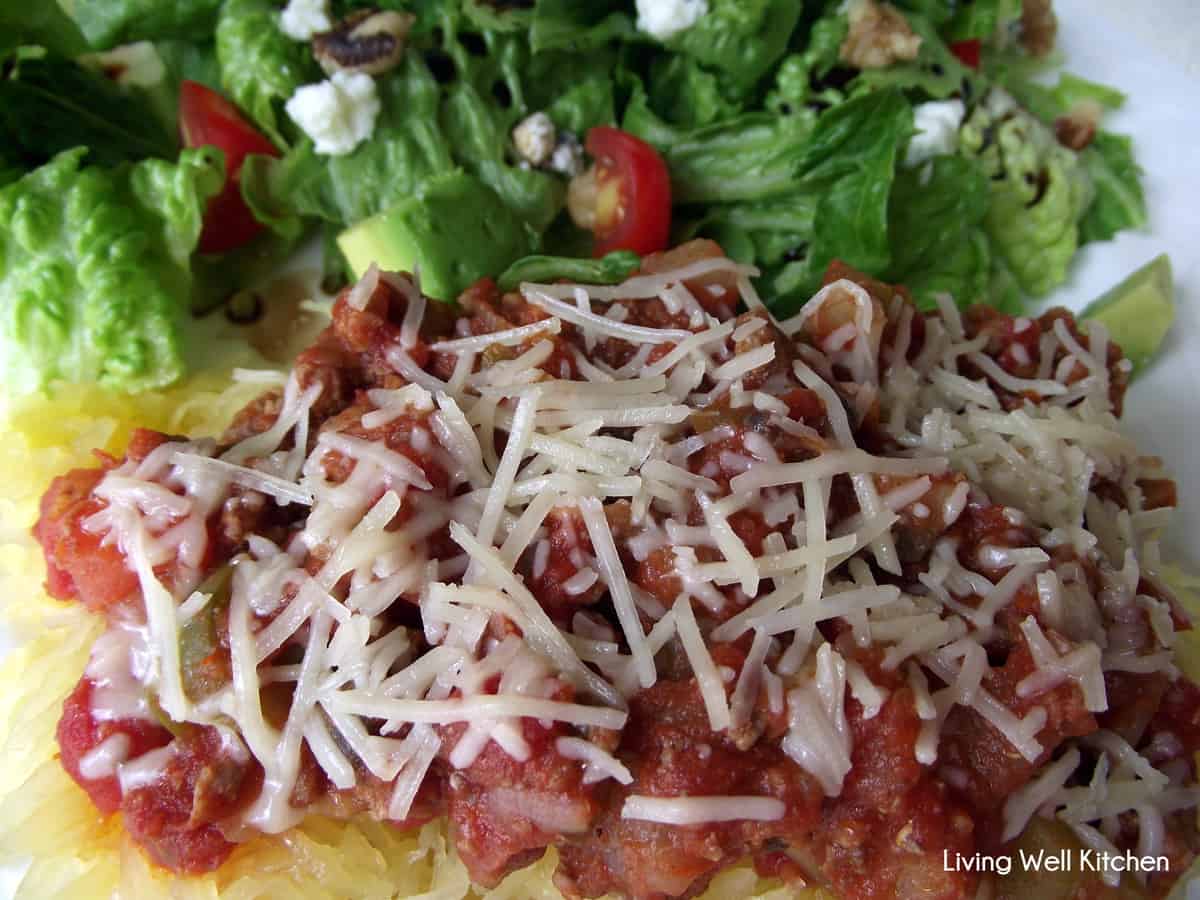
121, 726, 259, 874
180, 80, 279, 254
782, 387, 825, 424
56, 677, 172, 815
950, 39, 982, 69
35, 468, 138, 609
34, 429, 173, 607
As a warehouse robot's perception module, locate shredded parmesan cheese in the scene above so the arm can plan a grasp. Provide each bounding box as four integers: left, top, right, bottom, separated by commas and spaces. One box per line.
621, 795, 786, 825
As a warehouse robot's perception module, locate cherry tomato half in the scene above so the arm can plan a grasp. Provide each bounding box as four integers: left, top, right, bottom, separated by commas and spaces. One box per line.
179, 80, 279, 255
584, 126, 672, 258
949, 39, 982, 70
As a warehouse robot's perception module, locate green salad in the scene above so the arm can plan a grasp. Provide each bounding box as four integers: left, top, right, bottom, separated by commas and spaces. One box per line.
0, 0, 1161, 394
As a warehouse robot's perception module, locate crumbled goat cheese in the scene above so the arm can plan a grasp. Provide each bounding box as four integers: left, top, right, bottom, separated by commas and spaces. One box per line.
636, 0, 709, 41
905, 99, 966, 168
512, 113, 585, 177
280, 0, 333, 41
286, 71, 380, 156
513, 113, 557, 168
549, 133, 586, 177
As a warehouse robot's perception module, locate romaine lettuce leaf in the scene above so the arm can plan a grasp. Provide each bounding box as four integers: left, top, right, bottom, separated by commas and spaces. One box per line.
443, 16, 619, 251
987, 255, 1025, 314
500, 19, 620, 135
497, 250, 640, 291
156, 39, 223, 95
1007, 71, 1126, 125
680, 87, 913, 311
960, 95, 1093, 297
463, 9, 617, 137
853, 13, 974, 100
683, 191, 817, 268
990, 70, 1144, 248
538, 209, 596, 258
442, 82, 565, 230
770, 88, 913, 309
891, 0, 956, 27
243, 17, 579, 240
794, 86, 911, 183
70, 0, 222, 51
241, 53, 454, 236
0, 4, 88, 58
460, 0, 534, 34
0, 54, 176, 170
646, 56, 745, 128
530, 0, 636, 53
1048, 74, 1126, 112
667, 0, 803, 95
215, 0, 318, 147
886, 155, 992, 307
1078, 132, 1146, 244
623, 79, 816, 204
0, 146, 224, 393
765, 12, 848, 114
542, 64, 616, 135
944, 0, 1021, 41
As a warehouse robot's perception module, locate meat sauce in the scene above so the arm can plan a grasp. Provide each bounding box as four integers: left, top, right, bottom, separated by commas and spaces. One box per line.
557, 672, 825, 899
39, 243, 1199, 898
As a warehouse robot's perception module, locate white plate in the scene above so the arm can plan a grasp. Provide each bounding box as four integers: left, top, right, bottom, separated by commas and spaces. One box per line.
1, 4, 1198, 895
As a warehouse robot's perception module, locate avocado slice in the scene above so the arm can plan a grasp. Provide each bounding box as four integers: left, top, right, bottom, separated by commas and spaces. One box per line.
1080, 253, 1174, 375
337, 171, 536, 302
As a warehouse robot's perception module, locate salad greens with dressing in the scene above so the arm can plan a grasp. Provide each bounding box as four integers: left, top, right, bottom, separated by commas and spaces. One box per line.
0, 0, 1161, 396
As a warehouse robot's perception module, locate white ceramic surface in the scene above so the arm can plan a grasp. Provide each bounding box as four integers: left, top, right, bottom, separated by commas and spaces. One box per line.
1, 3, 1198, 895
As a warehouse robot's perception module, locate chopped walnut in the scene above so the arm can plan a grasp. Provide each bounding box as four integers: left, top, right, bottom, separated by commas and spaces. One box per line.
839, 0, 923, 70
1020, 0, 1057, 57
312, 8, 414, 76
1054, 100, 1101, 151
